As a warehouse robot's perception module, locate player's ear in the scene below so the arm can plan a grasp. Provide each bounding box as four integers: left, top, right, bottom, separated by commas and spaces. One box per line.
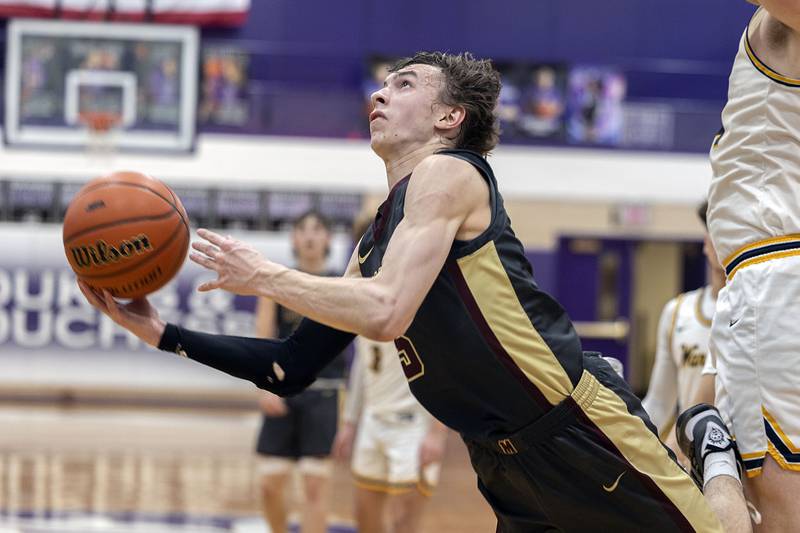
436, 105, 466, 134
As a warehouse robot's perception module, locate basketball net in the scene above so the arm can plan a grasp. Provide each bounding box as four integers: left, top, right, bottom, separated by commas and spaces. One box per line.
80, 111, 121, 171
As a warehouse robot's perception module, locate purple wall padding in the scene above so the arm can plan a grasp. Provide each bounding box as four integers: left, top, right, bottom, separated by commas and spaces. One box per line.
526, 249, 557, 297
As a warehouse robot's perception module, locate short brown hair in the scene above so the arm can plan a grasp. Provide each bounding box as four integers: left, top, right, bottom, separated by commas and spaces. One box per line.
390, 51, 501, 155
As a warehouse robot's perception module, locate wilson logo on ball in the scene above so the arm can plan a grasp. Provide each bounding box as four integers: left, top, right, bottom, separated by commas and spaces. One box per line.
70, 234, 153, 269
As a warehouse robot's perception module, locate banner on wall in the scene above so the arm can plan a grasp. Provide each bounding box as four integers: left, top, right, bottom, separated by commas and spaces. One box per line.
0, 223, 350, 390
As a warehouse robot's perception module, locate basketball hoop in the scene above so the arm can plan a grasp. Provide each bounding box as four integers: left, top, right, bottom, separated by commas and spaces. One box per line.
80, 111, 121, 167
80, 111, 120, 134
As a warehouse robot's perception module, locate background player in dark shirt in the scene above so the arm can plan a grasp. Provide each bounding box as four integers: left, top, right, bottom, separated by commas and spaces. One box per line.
80, 52, 747, 532
253, 210, 345, 533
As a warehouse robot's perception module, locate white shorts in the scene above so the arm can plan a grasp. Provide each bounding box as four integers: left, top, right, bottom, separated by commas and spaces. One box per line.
351, 411, 440, 496
712, 248, 800, 477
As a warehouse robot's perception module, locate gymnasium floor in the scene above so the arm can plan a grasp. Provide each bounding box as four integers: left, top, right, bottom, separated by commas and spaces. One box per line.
0, 404, 496, 532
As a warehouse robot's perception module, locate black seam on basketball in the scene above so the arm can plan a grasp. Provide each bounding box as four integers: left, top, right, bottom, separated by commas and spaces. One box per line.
63, 210, 178, 244
166, 186, 191, 232
70, 181, 182, 219
76, 221, 188, 280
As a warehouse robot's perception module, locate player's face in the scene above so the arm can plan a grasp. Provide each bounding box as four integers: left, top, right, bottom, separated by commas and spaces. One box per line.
368, 64, 449, 157
292, 216, 330, 262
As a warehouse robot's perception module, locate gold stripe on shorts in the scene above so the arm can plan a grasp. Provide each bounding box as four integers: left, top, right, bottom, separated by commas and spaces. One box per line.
577, 371, 724, 532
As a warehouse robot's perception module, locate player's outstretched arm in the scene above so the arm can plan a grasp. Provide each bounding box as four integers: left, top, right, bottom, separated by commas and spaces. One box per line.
77, 280, 355, 396
190, 155, 486, 341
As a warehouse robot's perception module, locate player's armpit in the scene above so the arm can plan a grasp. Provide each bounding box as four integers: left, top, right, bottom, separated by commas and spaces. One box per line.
758, 0, 800, 33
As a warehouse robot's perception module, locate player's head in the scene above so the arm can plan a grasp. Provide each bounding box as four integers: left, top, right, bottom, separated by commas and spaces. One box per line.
697, 200, 723, 277
369, 51, 501, 159
291, 210, 331, 262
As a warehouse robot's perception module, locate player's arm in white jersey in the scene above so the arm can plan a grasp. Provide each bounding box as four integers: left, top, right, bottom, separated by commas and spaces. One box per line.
641, 297, 680, 435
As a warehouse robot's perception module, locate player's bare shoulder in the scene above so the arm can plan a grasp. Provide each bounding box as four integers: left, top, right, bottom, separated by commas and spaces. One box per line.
407, 155, 487, 211
406, 154, 490, 239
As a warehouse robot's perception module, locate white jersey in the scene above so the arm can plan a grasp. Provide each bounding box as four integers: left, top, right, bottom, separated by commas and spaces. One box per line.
343, 338, 429, 424
708, 9, 800, 264
708, 10, 800, 264
642, 287, 715, 433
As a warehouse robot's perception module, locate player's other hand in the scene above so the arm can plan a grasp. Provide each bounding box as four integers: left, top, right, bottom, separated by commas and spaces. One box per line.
78, 281, 165, 347
259, 391, 288, 417
419, 425, 447, 467
332, 421, 357, 460
190, 228, 283, 295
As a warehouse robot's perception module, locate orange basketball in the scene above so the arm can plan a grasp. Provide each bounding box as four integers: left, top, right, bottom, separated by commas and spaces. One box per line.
63, 171, 190, 299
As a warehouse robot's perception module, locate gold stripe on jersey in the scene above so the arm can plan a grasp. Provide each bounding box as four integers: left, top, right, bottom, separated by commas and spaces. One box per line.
456, 241, 573, 405
744, 31, 800, 87
579, 371, 724, 532
694, 287, 712, 328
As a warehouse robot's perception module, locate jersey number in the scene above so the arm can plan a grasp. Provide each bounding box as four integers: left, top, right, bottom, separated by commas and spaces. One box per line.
394, 335, 425, 382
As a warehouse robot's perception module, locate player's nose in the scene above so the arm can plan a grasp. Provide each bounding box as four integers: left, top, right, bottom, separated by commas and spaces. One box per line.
370, 87, 388, 109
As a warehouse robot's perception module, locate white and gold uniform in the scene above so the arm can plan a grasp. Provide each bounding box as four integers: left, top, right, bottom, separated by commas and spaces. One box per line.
642, 287, 714, 435
344, 338, 440, 495
707, 8, 800, 477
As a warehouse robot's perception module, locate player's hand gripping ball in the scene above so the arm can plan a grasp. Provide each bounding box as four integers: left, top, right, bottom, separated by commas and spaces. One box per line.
63, 171, 190, 299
